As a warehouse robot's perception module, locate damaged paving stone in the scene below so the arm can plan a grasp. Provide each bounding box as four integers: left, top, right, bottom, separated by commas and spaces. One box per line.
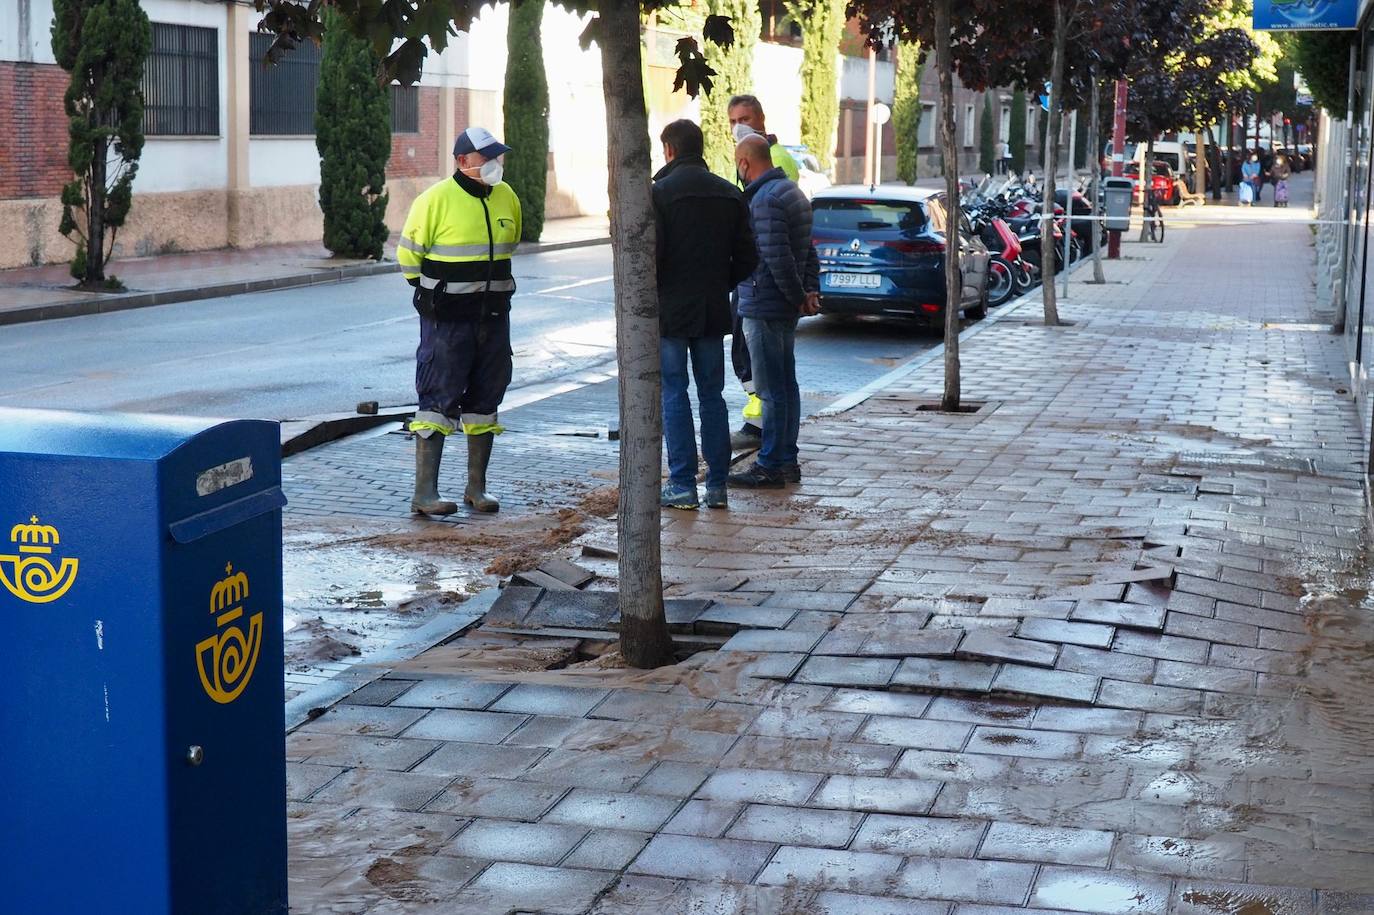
957, 630, 1059, 668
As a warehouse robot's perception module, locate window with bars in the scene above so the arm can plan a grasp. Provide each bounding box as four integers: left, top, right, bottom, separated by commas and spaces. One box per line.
142, 23, 219, 136
249, 32, 321, 135
391, 85, 419, 134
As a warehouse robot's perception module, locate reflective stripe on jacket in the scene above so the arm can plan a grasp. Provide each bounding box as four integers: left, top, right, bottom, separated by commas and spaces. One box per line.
399, 172, 522, 319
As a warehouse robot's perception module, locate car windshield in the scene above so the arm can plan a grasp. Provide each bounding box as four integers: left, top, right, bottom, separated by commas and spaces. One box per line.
813, 200, 926, 235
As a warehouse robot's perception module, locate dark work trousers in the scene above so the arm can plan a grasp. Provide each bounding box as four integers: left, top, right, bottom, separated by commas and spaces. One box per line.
730, 293, 754, 393
415, 312, 513, 431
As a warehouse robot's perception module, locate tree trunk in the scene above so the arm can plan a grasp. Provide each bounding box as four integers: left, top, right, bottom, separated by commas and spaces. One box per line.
600, 0, 674, 669
1039, 0, 1066, 326
87, 133, 107, 285
935, 0, 960, 412
1088, 75, 1105, 284
1138, 135, 1155, 243
1208, 124, 1223, 200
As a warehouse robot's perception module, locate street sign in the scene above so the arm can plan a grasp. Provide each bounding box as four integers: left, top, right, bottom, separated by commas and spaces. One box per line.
1253, 0, 1356, 30
871, 102, 891, 125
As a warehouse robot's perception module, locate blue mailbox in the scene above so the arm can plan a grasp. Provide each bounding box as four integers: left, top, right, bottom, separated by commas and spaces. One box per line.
0, 408, 288, 914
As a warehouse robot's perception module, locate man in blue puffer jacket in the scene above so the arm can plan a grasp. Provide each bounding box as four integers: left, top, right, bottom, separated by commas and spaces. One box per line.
728, 134, 820, 489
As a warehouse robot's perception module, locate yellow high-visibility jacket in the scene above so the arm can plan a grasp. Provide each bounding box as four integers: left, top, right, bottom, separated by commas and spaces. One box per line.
399, 172, 522, 319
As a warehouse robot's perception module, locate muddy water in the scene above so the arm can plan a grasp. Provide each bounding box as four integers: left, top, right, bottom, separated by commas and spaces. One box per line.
283, 523, 485, 670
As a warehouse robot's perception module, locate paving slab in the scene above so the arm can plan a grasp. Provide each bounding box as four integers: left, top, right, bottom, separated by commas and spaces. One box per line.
756, 846, 906, 895
895, 857, 1038, 905
629, 833, 775, 882
850, 814, 987, 857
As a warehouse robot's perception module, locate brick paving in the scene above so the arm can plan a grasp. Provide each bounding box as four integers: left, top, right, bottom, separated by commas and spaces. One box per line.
286, 183, 1374, 914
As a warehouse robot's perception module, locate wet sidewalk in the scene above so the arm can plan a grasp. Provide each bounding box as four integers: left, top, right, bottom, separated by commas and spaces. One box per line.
0, 215, 609, 326
286, 190, 1374, 913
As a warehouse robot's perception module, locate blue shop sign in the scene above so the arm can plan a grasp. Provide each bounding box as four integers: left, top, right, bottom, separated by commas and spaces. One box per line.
1254, 0, 1357, 30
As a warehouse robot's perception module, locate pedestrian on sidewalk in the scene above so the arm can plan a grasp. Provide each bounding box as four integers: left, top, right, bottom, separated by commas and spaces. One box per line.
996, 140, 1011, 175
398, 126, 521, 516
1242, 151, 1263, 204
726, 95, 800, 452
1271, 153, 1292, 207
652, 120, 759, 510
728, 134, 820, 489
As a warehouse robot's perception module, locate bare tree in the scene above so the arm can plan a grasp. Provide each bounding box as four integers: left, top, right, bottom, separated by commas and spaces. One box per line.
934, 0, 961, 411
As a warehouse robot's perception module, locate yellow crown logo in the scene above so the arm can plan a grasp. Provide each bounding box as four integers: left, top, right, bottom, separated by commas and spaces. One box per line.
195, 562, 263, 705
0, 515, 79, 604
10, 519, 60, 548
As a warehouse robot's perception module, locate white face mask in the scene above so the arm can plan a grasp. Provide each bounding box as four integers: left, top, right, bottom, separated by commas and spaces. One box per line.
732, 122, 759, 143
479, 159, 504, 186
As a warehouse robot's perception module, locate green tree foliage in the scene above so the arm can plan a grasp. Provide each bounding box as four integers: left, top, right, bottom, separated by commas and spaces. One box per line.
701, 0, 758, 176
51, 0, 151, 286
978, 93, 995, 173
504, 0, 550, 241
788, 0, 845, 170
894, 40, 924, 184
316, 8, 390, 259
1284, 31, 1353, 115
1009, 87, 1026, 173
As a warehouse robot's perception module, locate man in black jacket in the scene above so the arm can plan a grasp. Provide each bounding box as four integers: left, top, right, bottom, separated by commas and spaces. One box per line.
653, 119, 759, 510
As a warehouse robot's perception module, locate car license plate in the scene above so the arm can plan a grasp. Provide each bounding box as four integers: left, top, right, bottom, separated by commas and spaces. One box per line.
827, 273, 881, 289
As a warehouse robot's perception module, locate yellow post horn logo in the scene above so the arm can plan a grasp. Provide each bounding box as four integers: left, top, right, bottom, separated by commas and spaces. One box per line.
0, 515, 79, 604
195, 562, 263, 704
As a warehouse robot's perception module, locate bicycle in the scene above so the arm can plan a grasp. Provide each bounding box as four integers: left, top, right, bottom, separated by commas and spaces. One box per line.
1143, 188, 1165, 243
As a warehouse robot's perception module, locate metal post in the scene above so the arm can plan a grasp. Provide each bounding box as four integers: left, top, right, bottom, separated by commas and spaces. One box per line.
865, 49, 877, 187
875, 114, 883, 186
1062, 108, 1076, 299
1108, 80, 1127, 259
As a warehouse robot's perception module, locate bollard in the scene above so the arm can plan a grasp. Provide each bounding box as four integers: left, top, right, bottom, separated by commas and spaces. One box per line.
0, 408, 288, 915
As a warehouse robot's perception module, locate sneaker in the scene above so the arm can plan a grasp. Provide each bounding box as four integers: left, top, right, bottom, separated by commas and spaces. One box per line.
728, 464, 785, 489
660, 484, 699, 510
705, 486, 728, 509
781, 463, 802, 484
730, 425, 762, 452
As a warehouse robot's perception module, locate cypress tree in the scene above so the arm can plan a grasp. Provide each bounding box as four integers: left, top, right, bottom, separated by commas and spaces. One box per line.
701, 0, 758, 178
503, 0, 549, 241
978, 93, 995, 174
1009, 87, 1027, 173
316, 9, 390, 260
893, 41, 924, 184
789, 0, 845, 170
51, 0, 151, 287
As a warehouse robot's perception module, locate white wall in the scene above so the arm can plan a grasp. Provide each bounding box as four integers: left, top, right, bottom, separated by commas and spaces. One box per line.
1, 0, 58, 64
755, 42, 804, 145
136, 0, 229, 193
840, 53, 894, 105
249, 138, 320, 186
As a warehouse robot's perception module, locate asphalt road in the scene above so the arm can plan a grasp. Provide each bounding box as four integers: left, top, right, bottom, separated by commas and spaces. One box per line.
0, 245, 944, 422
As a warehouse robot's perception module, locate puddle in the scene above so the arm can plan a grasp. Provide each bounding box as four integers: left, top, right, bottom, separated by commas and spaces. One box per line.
281, 524, 485, 674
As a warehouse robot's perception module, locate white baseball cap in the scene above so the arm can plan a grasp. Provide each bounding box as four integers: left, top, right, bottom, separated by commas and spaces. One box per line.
454, 126, 511, 158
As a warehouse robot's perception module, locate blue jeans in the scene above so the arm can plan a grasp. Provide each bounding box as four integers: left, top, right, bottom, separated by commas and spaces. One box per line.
660, 336, 730, 489
742, 316, 799, 471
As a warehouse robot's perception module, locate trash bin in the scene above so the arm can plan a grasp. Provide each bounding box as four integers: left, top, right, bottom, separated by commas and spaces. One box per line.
1103, 176, 1134, 232
0, 408, 288, 915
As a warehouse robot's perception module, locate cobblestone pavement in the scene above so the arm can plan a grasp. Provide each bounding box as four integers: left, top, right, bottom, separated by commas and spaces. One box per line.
279, 297, 947, 698
286, 192, 1374, 913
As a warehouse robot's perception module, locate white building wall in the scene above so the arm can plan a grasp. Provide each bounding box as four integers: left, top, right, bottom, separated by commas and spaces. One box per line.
840, 53, 894, 105
248, 138, 321, 186
755, 43, 804, 145
136, 0, 229, 193
1, 0, 58, 64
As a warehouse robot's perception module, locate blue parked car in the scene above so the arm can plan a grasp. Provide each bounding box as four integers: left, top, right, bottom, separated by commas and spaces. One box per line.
812, 186, 991, 326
